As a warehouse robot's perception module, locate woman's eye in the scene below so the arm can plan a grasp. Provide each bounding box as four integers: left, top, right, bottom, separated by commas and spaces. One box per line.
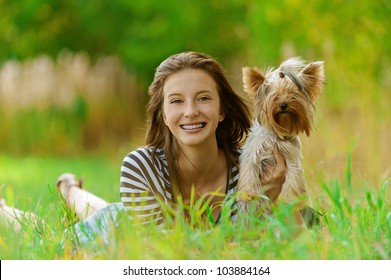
198, 96, 210, 102
170, 99, 182, 104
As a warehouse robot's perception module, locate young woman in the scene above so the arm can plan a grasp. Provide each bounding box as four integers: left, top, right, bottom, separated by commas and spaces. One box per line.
1, 51, 287, 243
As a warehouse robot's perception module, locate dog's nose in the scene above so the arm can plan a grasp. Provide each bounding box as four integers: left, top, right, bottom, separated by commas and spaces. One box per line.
279, 102, 288, 111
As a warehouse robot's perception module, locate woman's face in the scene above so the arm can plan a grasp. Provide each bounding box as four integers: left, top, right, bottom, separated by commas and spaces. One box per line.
162, 69, 225, 148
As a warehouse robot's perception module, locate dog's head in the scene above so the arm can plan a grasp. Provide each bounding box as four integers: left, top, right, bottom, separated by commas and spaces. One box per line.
243, 57, 325, 139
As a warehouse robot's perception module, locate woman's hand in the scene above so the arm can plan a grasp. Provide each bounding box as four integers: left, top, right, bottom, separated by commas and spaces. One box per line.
261, 146, 286, 203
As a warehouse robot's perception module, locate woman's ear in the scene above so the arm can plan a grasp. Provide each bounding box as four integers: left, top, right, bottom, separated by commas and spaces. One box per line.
219, 112, 225, 122
163, 113, 168, 125
161, 104, 168, 126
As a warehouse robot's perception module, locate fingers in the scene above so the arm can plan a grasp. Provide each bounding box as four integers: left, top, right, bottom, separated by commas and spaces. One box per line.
260, 146, 286, 202
272, 146, 286, 169
259, 146, 286, 182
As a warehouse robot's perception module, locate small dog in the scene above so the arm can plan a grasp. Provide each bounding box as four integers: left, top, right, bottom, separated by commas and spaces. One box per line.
57, 173, 108, 220
237, 57, 325, 223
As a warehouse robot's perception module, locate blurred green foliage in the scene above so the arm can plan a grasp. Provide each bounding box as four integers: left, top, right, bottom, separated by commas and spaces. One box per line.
1, 0, 248, 83
2, 0, 389, 86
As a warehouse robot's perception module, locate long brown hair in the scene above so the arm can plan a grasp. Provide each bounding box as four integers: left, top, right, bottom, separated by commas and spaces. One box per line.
146, 51, 251, 199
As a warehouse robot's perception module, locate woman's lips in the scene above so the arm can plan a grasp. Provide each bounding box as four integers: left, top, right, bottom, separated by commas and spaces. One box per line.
180, 122, 206, 130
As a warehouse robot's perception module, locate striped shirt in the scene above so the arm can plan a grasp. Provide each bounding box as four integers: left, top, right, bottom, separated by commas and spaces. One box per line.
120, 146, 239, 226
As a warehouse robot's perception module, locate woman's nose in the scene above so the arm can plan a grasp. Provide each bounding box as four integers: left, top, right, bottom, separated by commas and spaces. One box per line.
184, 102, 199, 118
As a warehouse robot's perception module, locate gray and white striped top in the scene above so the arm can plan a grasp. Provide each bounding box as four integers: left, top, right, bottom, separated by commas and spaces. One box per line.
72, 146, 239, 245
119, 146, 239, 226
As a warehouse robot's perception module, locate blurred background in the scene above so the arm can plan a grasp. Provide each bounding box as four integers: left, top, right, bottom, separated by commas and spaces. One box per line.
0, 0, 390, 203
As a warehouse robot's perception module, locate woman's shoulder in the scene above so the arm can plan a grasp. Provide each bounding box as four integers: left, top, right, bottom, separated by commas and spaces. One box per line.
120, 146, 170, 194
122, 146, 167, 169
124, 146, 164, 158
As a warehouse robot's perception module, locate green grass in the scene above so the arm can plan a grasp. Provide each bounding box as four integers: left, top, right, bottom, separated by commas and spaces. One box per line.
0, 154, 390, 260
0, 154, 121, 208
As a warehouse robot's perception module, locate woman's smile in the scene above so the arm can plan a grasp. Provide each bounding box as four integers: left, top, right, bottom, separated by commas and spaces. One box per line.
180, 122, 207, 131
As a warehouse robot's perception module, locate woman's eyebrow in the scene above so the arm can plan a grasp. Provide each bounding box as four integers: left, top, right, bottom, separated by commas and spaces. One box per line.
166, 93, 182, 98
166, 90, 213, 98
196, 90, 213, 94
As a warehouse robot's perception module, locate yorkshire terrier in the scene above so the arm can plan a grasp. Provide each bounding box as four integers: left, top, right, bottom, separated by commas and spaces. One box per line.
237, 57, 325, 224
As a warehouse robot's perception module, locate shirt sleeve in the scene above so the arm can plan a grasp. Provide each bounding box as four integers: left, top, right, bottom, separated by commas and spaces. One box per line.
119, 148, 165, 226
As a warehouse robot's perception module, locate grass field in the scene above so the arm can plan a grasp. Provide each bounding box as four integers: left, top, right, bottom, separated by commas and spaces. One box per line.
0, 149, 390, 260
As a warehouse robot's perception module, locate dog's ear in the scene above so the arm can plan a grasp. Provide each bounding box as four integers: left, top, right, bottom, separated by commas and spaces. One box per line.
300, 61, 325, 101
242, 67, 266, 99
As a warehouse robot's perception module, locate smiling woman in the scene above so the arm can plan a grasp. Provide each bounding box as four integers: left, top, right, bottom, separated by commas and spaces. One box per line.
120, 52, 256, 226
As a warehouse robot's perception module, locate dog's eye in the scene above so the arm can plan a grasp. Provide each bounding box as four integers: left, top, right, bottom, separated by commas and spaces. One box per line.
279, 72, 285, 78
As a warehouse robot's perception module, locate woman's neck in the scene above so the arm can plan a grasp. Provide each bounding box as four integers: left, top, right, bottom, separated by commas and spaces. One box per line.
177, 138, 226, 192
181, 148, 215, 173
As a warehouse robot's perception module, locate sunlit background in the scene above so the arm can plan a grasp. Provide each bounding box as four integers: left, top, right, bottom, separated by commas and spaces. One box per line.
0, 0, 390, 206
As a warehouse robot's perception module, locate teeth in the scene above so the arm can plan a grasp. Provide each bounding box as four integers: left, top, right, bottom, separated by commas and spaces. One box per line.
181, 123, 204, 130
